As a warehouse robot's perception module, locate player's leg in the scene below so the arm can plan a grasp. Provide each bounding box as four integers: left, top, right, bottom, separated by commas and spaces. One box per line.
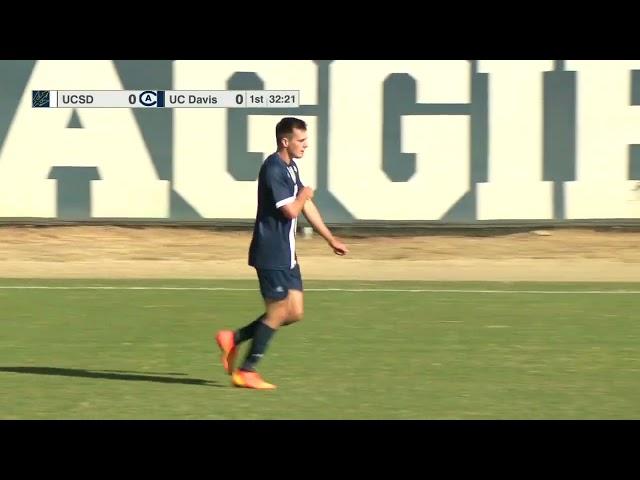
215, 267, 277, 375
282, 263, 304, 326
232, 297, 288, 389
242, 289, 289, 369
282, 290, 304, 326
228, 263, 303, 339
215, 312, 264, 375
232, 269, 290, 389
233, 313, 266, 345
216, 265, 302, 374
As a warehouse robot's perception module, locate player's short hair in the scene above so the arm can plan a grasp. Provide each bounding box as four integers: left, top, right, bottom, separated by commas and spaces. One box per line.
276, 117, 307, 146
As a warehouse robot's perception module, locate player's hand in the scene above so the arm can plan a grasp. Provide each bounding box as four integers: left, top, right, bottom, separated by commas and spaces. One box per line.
329, 237, 349, 256
299, 186, 314, 201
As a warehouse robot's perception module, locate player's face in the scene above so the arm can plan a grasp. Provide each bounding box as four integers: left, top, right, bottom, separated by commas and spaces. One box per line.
286, 128, 308, 159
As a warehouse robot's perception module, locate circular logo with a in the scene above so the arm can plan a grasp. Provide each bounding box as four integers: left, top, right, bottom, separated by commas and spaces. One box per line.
139, 90, 157, 106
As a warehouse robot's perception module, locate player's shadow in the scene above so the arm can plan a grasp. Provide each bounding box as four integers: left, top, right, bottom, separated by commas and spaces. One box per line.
0, 366, 224, 387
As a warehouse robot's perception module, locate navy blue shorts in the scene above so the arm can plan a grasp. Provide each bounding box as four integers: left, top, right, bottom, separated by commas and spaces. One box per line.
256, 264, 303, 301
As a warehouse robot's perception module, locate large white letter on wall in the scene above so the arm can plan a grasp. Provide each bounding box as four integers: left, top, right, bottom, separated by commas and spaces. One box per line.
565, 60, 640, 219
0, 60, 169, 218
173, 61, 317, 218
328, 61, 470, 220
477, 60, 554, 220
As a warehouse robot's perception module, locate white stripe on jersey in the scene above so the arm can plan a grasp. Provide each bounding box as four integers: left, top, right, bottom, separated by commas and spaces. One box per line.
289, 216, 297, 268
287, 165, 299, 268
276, 196, 295, 208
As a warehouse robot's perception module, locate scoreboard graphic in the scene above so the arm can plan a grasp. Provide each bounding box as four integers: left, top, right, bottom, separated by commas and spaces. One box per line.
32, 90, 300, 108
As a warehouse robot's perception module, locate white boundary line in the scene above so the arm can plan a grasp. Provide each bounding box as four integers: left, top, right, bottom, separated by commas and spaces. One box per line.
0, 285, 638, 294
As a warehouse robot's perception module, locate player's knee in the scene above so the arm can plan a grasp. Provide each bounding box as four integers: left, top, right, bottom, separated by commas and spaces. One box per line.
288, 308, 304, 323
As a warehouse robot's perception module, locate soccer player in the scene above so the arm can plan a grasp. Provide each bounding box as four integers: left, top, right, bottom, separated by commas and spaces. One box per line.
215, 117, 349, 389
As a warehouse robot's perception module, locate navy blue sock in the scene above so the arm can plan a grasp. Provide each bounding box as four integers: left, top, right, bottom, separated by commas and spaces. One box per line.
233, 314, 266, 345
241, 321, 276, 371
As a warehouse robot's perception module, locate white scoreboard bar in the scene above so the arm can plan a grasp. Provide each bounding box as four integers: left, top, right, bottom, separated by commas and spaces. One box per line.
31, 90, 300, 108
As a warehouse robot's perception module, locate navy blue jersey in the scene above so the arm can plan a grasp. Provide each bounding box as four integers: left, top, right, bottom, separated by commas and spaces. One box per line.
248, 153, 304, 270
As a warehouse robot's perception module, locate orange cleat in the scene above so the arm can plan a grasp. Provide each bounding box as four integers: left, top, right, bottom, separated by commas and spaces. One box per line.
231, 370, 276, 390
215, 330, 237, 375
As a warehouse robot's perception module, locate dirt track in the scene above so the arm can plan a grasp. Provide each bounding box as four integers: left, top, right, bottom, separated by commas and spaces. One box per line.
1, 226, 639, 281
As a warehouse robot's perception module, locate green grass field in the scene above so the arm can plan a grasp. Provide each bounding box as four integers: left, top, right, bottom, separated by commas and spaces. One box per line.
1, 278, 639, 419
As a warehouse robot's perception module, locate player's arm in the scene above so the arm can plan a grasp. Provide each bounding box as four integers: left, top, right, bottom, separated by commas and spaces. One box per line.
279, 187, 314, 220
266, 163, 313, 220
302, 200, 349, 256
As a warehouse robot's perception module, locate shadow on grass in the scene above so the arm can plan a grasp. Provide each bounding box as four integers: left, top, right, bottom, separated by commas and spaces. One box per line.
0, 366, 224, 387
